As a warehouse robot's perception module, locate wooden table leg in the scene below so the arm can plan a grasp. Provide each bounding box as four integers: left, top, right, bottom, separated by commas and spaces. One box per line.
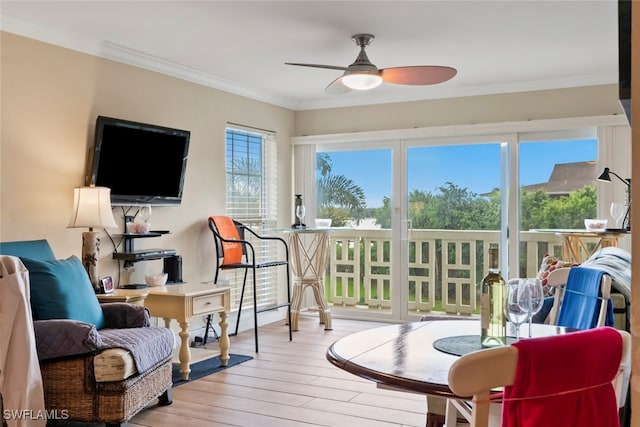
218, 311, 230, 366
178, 320, 191, 380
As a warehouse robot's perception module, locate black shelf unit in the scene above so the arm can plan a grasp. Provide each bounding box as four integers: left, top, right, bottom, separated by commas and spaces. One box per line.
114, 232, 176, 268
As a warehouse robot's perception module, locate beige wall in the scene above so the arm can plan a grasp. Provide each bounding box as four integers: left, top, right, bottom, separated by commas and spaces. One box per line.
295, 84, 624, 136
0, 32, 295, 287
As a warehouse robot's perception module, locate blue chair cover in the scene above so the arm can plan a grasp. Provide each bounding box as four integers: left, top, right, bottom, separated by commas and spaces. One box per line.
557, 267, 614, 329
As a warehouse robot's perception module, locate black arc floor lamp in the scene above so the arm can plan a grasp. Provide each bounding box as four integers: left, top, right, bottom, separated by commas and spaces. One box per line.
597, 167, 631, 231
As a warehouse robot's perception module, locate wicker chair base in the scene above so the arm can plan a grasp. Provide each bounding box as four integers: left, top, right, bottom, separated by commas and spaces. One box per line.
41, 355, 172, 424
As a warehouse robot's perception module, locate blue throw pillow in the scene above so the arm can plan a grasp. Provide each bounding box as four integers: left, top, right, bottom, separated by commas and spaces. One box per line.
21, 255, 106, 329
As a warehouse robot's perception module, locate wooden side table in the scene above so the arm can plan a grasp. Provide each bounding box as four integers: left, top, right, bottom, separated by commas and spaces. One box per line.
287, 229, 332, 331
144, 283, 231, 381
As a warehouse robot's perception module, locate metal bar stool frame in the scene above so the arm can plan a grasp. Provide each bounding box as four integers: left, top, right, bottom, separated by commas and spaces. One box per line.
203, 217, 292, 352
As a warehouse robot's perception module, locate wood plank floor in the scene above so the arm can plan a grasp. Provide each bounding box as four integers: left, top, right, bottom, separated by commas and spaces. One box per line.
129, 317, 428, 427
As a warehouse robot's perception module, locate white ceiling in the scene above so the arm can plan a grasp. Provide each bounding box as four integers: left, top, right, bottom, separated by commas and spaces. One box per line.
1, 1, 619, 111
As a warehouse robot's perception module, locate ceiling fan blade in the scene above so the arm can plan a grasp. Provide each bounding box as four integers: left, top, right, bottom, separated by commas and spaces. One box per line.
380, 66, 457, 85
285, 62, 347, 71
324, 76, 352, 95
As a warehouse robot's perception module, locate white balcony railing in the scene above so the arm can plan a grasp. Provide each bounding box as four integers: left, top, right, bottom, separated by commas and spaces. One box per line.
325, 229, 576, 316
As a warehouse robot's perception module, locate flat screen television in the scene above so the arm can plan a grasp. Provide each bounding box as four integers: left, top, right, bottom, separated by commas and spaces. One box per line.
89, 116, 190, 206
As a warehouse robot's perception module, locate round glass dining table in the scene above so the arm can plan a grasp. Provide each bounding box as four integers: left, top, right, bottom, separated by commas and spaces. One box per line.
326, 319, 573, 398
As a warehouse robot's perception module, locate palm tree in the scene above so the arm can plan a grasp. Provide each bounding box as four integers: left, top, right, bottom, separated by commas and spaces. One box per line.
316, 153, 367, 225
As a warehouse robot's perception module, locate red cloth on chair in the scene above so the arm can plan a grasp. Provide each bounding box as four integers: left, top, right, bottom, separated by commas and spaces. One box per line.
209, 216, 243, 265
502, 327, 622, 427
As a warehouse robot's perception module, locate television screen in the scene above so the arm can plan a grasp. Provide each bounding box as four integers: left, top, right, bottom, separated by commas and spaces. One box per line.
89, 116, 190, 206
618, 0, 631, 122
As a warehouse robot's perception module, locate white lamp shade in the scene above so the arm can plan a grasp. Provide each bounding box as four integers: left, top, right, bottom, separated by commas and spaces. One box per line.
68, 186, 118, 229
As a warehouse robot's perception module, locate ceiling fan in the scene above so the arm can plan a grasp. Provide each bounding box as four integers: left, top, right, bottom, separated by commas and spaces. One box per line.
285, 34, 457, 94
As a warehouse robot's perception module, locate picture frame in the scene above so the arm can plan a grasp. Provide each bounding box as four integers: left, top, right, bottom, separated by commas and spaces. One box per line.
99, 276, 114, 294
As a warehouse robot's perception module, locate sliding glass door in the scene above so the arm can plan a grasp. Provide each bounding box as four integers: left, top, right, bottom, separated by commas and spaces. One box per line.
306, 125, 602, 322
516, 133, 598, 275
315, 138, 508, 321
315, 147, 394, 318
405, 142, 504, 319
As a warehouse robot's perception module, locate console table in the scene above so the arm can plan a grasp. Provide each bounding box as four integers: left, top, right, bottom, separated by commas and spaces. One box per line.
143, 283, 231, 380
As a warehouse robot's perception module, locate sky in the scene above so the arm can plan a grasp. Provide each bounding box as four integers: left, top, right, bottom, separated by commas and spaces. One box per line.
320, 139, 597, 208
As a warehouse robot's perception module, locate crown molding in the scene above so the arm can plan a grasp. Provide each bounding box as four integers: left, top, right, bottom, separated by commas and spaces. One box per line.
1, 15, 299, 110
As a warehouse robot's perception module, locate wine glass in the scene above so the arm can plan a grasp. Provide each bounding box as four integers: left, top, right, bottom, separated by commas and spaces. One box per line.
517, 278, 544, 338
610, 202, 625, 229
506, 279, 529, 341
295, 205, 306, 228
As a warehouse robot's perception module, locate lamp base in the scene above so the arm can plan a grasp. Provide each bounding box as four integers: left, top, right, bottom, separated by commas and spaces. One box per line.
81, 230, 101, 292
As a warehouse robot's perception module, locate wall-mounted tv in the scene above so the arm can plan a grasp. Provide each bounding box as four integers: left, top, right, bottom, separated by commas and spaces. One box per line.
618, 0, 631, 123
89, 116, 190, 206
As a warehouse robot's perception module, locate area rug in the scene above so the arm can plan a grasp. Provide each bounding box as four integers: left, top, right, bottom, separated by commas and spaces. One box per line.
172, 354, 253, 386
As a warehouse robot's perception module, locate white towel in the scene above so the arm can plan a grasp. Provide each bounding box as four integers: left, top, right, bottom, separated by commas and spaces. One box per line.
0, 256, 46, 427
582, 246, 631, 300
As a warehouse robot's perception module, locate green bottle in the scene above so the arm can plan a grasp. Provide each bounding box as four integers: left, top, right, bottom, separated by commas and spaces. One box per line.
480, 244, 506, 347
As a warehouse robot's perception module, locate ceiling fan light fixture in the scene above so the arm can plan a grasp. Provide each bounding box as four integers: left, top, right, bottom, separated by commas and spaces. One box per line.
342, 73, 383, 90
286, 33, 456, 94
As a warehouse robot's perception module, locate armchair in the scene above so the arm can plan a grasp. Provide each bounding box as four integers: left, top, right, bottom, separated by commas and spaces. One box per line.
0, 240, 174, 427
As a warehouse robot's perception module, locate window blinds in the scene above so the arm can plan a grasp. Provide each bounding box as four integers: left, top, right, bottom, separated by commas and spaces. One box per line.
224, 126, 279, 310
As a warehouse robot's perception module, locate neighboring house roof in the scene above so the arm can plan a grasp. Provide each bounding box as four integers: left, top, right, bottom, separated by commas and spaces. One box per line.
523, 161, 597, 196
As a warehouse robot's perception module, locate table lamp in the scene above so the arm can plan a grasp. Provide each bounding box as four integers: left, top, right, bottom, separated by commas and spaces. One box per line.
597, 167, 631, 231
68, 186, 118, 291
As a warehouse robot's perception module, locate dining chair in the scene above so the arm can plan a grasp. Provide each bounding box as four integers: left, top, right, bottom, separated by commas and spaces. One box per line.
445, 267, 618, 427
447, 327, 630, 427
545, 266, 613, 329
202, 216, 292, 352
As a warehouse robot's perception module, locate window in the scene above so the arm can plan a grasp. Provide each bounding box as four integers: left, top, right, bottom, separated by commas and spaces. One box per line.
225, 126, 279, 309
226, 128, 276, 222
